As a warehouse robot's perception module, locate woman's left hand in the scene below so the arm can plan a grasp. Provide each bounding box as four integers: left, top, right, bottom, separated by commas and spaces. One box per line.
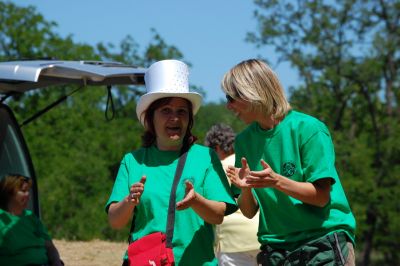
245, 160, 279, 188
176, 181, 197, 210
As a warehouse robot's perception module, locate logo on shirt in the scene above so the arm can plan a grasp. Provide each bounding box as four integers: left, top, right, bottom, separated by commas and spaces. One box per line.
182, 177, 195, 186
282, 162, 296, 177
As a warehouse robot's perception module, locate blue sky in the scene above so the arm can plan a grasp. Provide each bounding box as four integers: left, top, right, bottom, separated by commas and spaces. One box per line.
11, 0, 297, 103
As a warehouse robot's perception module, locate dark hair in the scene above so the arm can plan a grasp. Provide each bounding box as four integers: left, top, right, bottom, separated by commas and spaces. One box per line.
204, 123, 235, 153
141, 97, 197, 153
0, 174, 32, 211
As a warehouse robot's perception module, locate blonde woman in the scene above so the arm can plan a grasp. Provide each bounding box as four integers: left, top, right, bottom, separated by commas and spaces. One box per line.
222, 59, 356, 265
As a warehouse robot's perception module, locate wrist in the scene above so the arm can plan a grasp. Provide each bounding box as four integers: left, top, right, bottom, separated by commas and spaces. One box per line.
273, 173, 285, 191
241, 187, 252, 194
190, 192, 201, 207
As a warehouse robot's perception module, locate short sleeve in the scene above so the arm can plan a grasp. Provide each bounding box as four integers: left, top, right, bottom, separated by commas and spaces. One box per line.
301, 130, 338, 184
105, 155, 131, 212
202, 149, 237, 215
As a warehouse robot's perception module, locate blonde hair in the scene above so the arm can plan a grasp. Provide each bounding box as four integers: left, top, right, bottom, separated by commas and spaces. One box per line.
221, 59, 291, 119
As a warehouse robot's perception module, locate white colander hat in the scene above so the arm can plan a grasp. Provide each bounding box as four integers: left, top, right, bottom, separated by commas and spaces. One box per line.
136, 59, 202, 126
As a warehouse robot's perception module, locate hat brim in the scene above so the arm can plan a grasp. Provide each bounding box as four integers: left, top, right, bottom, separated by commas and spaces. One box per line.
136, 92, 203, 126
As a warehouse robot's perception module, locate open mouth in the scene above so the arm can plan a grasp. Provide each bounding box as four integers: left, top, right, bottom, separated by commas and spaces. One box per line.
166, 126, 181, 136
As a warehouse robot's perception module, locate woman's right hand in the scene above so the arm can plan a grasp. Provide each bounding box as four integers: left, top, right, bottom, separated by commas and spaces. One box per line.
226, 157, 251, 188
128, 176, 146, 205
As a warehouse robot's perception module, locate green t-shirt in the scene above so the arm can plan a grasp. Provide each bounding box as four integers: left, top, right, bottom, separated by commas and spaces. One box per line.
106, 144, 237, 266
233, 110, 356, 250
0, 209, 51, 266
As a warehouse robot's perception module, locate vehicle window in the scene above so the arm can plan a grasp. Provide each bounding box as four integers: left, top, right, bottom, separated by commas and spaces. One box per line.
0, 103, 39, 214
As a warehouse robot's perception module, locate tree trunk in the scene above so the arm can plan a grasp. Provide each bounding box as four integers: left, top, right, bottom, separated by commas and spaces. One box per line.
360, 205, 377, 266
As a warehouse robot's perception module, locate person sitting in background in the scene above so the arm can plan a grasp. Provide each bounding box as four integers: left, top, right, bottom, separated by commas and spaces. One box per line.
205, 123, 259, 266
0, 174, 63, 266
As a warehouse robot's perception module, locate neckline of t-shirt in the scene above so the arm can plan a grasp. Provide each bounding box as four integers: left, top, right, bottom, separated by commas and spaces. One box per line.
254, 110, 294, 137
150, 144, 181, 155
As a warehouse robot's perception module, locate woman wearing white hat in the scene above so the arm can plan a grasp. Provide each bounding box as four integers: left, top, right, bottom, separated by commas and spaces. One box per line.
106, 60, 237, 266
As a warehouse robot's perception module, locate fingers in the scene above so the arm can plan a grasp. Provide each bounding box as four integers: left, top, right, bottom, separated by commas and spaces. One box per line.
176, 181, 195, 210
129, 176, 146, 201
129, 186, 144, 199
185, 180, 194, 191
245, 177, 277, 188
226, 166, 236, 176
250, 160, 273, 178
176, 198, 189, 210
227, 165, 236, 172
241, 157, 248, 169
260, 159, 270, 169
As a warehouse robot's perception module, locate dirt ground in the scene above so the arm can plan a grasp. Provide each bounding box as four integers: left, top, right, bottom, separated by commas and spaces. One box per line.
53, 239, 127, 266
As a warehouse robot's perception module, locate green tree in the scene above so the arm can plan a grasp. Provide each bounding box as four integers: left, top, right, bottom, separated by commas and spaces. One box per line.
248, 0, 399, 264
0, 1, 196, 242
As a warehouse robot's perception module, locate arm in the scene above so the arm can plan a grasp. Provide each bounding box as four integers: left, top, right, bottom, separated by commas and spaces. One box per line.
247, 160, 331, 207
107, 198, 136, 229
176, 181, 226, 224
107, 176, 146, 229
45, 240, 63, 266
238, 188, 259, 218
273, 175, 331, 207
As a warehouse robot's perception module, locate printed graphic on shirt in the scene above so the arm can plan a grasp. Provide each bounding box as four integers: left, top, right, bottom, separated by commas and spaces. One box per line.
282, 161, 296, 177
181, 176, 195, 186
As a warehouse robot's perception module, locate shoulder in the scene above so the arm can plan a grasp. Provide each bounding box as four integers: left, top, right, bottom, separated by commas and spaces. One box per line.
22, 209, 34, 216
21, 210, 40, 223
287, 111, 330, 133
189, 144, 214, 155
188, 144, 219, 162
121, 147, 147, 161
285, 111, 332, 146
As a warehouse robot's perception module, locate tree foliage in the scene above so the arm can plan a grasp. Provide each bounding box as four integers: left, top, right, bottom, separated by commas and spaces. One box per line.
248, 0, 399, 264
0, 1, 208, 242
0, 1, 239, 244
3, 2, 399, 265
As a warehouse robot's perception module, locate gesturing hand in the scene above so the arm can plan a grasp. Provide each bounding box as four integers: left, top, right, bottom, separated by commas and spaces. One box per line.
128, 176, 146, 205
176, 181, 197, 210
226, 157, 251, 188
246, 160, 278, 188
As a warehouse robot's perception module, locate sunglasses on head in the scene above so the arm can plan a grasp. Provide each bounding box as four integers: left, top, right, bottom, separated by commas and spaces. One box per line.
225, 94, 235, 103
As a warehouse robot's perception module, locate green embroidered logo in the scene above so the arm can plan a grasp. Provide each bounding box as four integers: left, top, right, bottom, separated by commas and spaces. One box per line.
282, 162, 296, 177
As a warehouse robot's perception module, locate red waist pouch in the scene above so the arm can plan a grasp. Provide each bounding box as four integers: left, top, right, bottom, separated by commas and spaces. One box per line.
128, 232, 174, 266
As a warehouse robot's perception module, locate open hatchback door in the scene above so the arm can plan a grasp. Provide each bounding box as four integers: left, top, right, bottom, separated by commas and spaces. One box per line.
0, 60, 146, 216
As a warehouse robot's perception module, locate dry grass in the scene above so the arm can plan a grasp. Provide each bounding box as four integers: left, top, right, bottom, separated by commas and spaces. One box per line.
53, 239, 127, 266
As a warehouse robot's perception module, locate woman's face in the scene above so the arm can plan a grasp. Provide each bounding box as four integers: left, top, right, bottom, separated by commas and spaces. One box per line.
226, 97, 255, 124
153, 97, 190, 150
9, 181, 30, 214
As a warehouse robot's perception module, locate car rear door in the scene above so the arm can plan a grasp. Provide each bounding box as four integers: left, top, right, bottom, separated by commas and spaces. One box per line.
0, 103, 39, 215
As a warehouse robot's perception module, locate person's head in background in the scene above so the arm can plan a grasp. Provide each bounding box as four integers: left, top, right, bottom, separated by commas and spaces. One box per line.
0, 174, 32, 215
221, 59, 291, 128
204, 123, 235, 161
136, 60, 202, 153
